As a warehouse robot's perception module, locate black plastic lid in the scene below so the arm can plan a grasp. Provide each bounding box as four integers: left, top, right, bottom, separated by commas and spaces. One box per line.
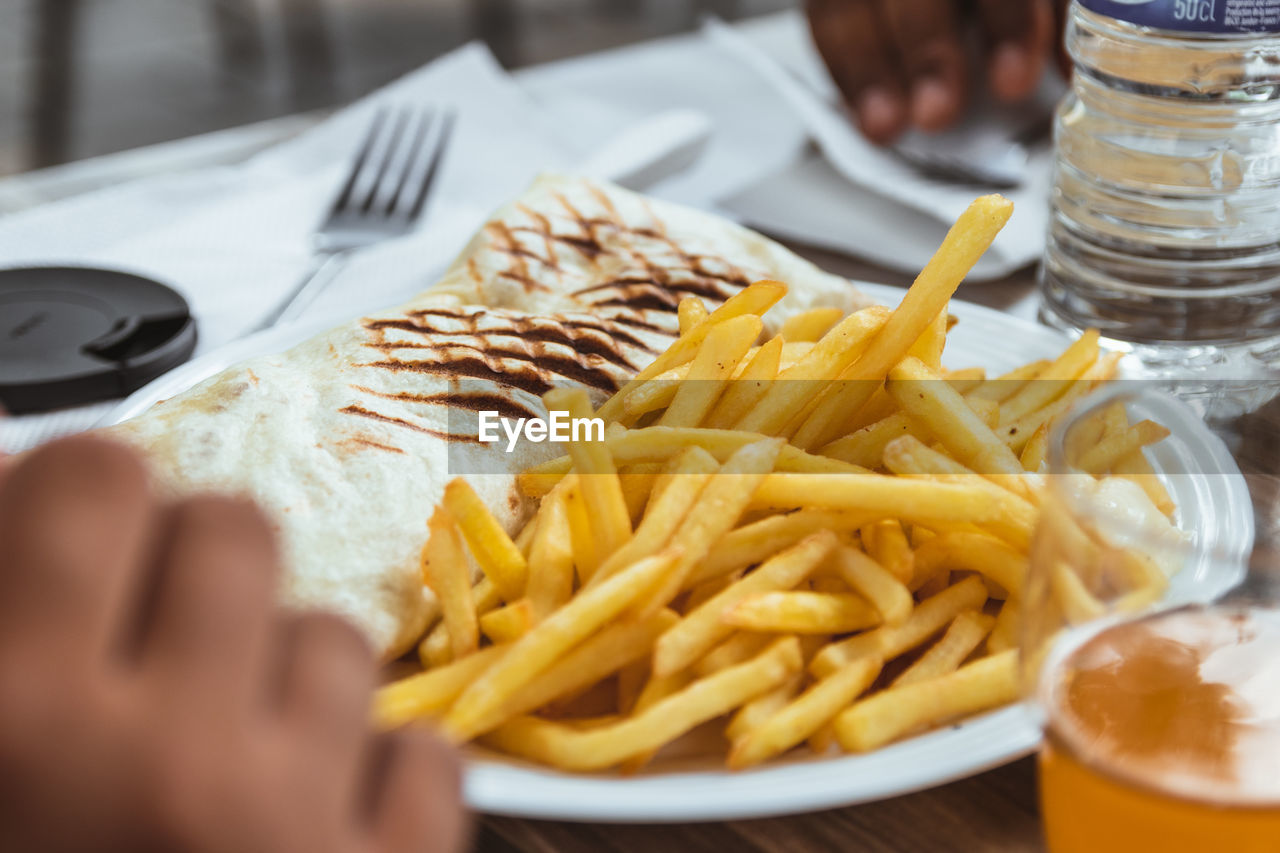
0, 266, 197, 413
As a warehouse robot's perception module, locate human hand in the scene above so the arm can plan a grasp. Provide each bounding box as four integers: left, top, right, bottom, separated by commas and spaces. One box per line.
0, 437, 468, 853
807, 0, 1065, 143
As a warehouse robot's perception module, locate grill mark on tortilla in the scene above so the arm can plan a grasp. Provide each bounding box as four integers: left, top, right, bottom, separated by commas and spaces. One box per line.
361, 347, 620, 394
546, 187, 753, 319
352, 385, 536, 421
608, 315, 667, 335
365, 317, 640, 371
338, 404, 481, 444
556, 319, 657, 354
346, 436, 406, 454
595, 290, 681, 313
572, 276, 736, 303
405, 307, 658, 351
517, 204, 560, 268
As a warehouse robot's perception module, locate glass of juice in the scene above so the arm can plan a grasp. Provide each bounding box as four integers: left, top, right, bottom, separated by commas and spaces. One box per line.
1023, 387, 1280, 853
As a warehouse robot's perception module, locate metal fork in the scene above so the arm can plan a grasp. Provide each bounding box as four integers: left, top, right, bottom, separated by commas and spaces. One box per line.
253, 104, 454, 331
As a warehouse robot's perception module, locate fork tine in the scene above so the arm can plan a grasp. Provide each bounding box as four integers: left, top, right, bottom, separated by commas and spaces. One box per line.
369, 106, 431, 216
396, 108, 455, 222
344, 106, 410, 214
329, 106, 391, 215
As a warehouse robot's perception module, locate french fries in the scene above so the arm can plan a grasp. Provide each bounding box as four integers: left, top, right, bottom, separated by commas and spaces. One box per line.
835, 650, 1018, 752
377, 193, 1180, 774
421, 506, 479, 660
723, 590, 880, 634
652, 530, 836, 678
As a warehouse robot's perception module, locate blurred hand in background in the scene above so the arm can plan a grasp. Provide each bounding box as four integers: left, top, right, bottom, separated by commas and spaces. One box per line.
808, 0, 1068, 144
0, 437, 467, 853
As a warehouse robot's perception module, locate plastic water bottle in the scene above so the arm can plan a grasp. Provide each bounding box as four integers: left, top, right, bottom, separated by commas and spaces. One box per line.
1040, 0, 1280, 378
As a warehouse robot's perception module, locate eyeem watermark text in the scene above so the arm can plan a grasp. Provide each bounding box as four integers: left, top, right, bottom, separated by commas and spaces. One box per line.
477, 410, 604, 453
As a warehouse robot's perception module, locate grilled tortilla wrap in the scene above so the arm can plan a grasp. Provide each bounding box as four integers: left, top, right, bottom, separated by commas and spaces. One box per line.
106, 177, 869, 661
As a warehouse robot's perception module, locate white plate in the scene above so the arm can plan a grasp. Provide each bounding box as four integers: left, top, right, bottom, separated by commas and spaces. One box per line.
105, 282, 1253, 822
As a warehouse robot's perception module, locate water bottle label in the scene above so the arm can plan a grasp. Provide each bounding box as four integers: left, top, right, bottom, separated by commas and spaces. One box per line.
1080, 0, 1280, 32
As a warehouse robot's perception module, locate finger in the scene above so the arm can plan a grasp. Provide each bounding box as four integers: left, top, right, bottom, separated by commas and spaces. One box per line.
881, 0, 970, 131
275, 612, 375, 817
139, 496, 279, 714
808, 0, 909, 143
365, 729, 469, 853
977, 0, 1054, 100
0, 437, 152, 662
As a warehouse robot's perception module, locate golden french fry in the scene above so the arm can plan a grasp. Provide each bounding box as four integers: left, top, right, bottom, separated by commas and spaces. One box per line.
622, 367, 687, 419
986, 599, 1020, 653
831, 545, 913, 625
723, 590, 880, 634
820, 411, 918, 469
480, 599, 535, 644
526, 491, 575, 618
419, 577, 502, 668
861, 519, 914, 584
809, 722, 837, 755
442, 479, 527, 602
518, 427, 868, 496
1020, 423, 1050, 472
967, 396, 1000, 429
703, 336, 784, 430
467, 609, 680, 738
480, 637, 803, 771
779, 306, 845, 342
443, 549, 682, 741
880, 436, 1036, 550
726, 673, 803, 743
730, 654, 883, 769
812, 575, 988, 678
1051, 559, 1108, 625
1076, 420, 1170, 474
687, 507, 877, 587
588, 448, 720, 587
685, 572, 737, 611
593, 445, 727, 584
911, 531, 1027, 599
633, 438, 785, 617
735, 306, 892, 435
893, 610, 995, 686
543, 387, 632, 563
561, 477, 600, 584
617, 668, 695, 772
997, 352, 1120, 453
835, 649, 1017, 752
967, 359, 1049, 403
999, 330, 1101, 425
749, 473, 1004, 524
376, 645, 508, 729
887, 356, 1029, 492
694, 631, 773, 677
659, 315, 762, 428
1112, 449, 1176, 517
597, 280, 788, 421
906, 306, 949, 369
789, 194, 1015, 448
653, 530, 837, 678
422, 506, 479, 660
515, 514, 538, 558
678, 296, 709, 334
944, 366, 986, 393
